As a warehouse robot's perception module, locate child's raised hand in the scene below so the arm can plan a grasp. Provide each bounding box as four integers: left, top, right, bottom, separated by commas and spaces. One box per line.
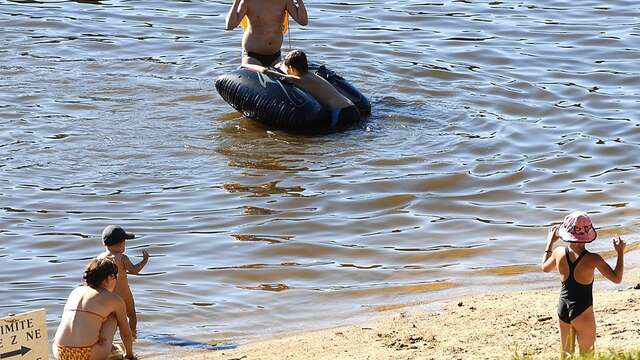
142, 249, 150, 262
613, 235, 626, 254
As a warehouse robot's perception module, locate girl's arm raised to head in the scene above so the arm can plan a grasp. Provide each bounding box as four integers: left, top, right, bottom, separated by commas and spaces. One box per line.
541, 225, 559, 272
541, 248, 558, 272
225, 0, 248, 31
286, 0, 308, 26
596, 235, 625, 284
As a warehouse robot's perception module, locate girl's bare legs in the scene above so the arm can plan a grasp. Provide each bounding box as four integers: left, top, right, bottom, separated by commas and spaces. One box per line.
91, 314, 118, 360
572, 306, 596, 355
558, 320, 575, 358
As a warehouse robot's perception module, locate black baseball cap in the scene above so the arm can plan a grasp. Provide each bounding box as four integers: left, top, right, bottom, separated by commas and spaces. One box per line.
102, 225, 135, 246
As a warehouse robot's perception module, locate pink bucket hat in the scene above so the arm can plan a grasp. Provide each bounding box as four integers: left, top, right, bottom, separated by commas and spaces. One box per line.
557, 211, 597, 243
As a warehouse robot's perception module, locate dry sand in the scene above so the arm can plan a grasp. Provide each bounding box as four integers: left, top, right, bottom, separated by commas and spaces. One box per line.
174, 271, 640, 360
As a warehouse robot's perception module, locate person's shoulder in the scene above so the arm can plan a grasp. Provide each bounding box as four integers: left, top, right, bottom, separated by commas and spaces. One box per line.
103, 290, 126, 307
98, 250, 118, 258
303, 72, 332, 88
585, 250, 603, 262
69, 285, 87, 298
68, 285, 97, 304
306, 72, 324, 81
109, 252, 128, 262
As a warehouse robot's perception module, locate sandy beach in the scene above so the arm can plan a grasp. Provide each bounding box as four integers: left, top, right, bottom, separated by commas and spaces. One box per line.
174, 270, 640, 360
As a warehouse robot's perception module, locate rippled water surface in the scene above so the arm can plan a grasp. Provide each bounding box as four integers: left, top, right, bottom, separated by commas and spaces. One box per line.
1, 0, 640, 356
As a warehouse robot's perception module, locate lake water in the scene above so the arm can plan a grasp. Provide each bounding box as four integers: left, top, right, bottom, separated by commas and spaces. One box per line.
1, 0, 639, 357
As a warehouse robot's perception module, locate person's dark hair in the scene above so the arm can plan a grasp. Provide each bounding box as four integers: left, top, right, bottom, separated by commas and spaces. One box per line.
83, 257, 118, 288
284, 49, 308, 74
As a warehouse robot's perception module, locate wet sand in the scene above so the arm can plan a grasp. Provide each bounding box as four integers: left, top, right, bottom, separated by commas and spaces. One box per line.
175, 270, 640, 360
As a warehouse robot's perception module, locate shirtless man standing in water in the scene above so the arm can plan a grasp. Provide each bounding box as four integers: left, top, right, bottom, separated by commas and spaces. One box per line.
225, 0, 308, 69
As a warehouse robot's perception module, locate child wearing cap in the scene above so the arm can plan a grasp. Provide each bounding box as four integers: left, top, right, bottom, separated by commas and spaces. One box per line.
98, 225, 150, 338
541, 211, 625, 357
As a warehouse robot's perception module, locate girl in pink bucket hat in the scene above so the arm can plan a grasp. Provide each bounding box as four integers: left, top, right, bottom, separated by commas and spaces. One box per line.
541, 211, 625, 357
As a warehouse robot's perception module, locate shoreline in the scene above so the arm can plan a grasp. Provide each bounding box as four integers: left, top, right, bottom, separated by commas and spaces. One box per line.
165, 269, 640, 360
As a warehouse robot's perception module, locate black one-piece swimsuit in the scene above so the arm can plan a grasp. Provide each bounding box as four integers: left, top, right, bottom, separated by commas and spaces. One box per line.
558, 247, 593, 323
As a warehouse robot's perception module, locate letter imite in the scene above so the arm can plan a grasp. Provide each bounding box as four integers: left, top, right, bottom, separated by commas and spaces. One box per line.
0, 309, 48, 360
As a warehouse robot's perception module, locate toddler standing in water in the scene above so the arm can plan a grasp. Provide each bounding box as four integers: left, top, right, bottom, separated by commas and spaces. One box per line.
541, 211, 625, 357
98, 225, 150, 338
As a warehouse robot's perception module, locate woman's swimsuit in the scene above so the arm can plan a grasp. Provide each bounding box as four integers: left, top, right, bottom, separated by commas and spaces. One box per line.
64, 308, 106, 321
57, 344, 94, 360
56, 309, 107, 360
557, 248, 593, 323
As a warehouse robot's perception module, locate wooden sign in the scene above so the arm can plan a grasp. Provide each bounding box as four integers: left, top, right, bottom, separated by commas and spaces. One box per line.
0, 309, 48, 360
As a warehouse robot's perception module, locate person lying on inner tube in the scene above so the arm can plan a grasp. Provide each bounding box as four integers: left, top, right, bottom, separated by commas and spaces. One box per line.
246, 50, 361, 128
225, 0, 308, 69
280, 50, 361, 127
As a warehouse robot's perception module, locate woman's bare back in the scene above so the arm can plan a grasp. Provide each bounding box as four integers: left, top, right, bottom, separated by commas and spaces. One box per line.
53, 287, 110, 347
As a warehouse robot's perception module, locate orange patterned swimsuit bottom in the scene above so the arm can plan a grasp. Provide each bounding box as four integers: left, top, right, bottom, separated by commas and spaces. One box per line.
57, 308, 108, 360
57, 345, 92, 360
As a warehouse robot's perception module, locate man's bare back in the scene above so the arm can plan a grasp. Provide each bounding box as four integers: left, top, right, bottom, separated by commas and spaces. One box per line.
226, 0, 308, 66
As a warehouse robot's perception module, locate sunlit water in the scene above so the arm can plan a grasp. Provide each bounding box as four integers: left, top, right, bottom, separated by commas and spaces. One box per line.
1, 0, 639, 357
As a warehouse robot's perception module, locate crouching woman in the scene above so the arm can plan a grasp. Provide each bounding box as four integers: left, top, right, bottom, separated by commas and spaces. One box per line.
53, 257, 135, 360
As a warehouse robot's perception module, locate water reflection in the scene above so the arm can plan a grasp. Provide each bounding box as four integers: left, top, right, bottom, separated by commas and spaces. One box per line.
231, 234, 293, 244
223, 181, 305, 197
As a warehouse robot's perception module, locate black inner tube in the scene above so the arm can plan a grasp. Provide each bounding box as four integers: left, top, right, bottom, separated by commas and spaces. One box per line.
215, 64, 370, 132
